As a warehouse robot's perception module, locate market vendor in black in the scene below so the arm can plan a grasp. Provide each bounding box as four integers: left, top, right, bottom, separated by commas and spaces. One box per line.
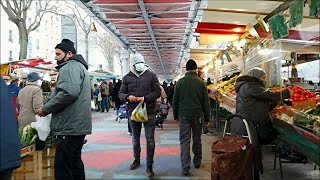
232, 67, 293, 180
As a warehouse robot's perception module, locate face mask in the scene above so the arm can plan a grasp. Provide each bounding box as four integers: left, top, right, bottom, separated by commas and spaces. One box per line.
5, 81, 11, 86
37, 80, 43, 86
135, 63, 145, 73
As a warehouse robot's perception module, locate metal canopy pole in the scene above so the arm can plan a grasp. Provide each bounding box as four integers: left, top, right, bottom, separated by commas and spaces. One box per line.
138, 0, 167, 79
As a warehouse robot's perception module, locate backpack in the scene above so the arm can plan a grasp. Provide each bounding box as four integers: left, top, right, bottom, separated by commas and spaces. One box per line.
101, 84, 109, 96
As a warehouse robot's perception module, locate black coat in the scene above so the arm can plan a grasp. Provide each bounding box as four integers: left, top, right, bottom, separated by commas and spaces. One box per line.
112, 81, 123, 109
118, 69, 161, 116
231, 75, 290, 173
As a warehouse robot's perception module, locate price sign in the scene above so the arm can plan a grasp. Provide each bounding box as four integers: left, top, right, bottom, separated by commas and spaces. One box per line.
289, 0, 304, 28
268, 14, 289, 41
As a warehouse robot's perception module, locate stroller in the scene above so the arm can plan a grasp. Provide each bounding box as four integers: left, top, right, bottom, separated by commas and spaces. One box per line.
115, 104, 128, 122
155, 104, 166, 129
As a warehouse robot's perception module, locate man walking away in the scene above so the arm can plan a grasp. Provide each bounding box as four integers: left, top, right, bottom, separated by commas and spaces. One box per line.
37, 39, 92, 180
173, 59, 210, 176
119, 54, 161, 177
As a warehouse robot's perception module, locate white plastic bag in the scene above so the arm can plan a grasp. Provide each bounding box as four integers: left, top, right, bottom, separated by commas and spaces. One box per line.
131, 102, 148, 122
31, 114, 52, 141
91, 100, 95, 109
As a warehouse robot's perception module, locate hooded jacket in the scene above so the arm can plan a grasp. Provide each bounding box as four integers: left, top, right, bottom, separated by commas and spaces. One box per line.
0, 78, 21, 171
232, 75, 290, 173
118, 69, 161, 116
17, 81, 43, 127
42, 55, 92, 136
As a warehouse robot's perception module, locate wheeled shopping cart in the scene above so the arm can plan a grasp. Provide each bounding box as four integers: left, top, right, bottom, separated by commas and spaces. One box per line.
211, 114, 254, 180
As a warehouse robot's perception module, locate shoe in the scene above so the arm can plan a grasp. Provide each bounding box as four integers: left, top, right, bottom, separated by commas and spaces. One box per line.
194, 164, 201, 168
182, 170, 191, 176
129, 159, 140, 170
146, 166, 154, 177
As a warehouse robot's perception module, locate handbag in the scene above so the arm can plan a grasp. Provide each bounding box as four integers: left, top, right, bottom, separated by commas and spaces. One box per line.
254, 120, 278, 145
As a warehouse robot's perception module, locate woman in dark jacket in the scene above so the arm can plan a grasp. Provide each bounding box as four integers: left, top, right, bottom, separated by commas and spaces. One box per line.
232, 67, 293, 180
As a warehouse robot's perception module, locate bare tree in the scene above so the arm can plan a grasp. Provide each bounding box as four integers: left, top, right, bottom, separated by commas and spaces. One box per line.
0, 0, 59, 59
96, 33, 121, 73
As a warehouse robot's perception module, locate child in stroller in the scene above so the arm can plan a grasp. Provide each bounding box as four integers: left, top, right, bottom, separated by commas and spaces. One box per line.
115, 104, 127, 122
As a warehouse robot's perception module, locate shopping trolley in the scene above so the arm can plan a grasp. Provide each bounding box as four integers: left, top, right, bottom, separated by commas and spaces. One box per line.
211, 114, 254, 180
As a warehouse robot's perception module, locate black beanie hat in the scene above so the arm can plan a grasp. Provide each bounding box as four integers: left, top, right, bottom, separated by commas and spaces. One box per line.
186, 59, 197, 71
55, 39, 76, 54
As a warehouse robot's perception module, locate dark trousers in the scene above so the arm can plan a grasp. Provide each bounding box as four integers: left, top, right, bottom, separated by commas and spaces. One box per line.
179, 116, 203, 171
101, 96, 109, 112
54, 135, 86, 180
130, 114, 156, 166
0, 168, 13, 180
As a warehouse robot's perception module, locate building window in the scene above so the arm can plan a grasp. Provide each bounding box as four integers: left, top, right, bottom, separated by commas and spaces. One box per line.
9, 30, 13, 42
9, 51, 13, 61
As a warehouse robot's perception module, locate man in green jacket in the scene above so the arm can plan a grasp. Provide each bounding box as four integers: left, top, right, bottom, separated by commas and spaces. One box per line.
38, 39, 92, 180
173, 59, 210, 176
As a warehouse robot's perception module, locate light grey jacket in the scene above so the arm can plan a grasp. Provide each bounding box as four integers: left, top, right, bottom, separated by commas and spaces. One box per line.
17, 82, 43, 127
42, 55, 92, 136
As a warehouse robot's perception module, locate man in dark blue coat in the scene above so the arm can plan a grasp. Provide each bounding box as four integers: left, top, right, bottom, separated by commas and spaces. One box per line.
0, 78, 21, 179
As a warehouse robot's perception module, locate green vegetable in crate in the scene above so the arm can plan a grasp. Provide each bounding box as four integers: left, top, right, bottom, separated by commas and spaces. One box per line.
20, 125, 38, 145
306, 104, 320, 116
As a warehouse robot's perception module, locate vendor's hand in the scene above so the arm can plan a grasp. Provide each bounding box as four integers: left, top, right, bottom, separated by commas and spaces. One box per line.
136, 97, 144, 103
37, 108, 46, 117
175, 119, 179, 122
128, 95, 137, 102
288, 88, 294, 97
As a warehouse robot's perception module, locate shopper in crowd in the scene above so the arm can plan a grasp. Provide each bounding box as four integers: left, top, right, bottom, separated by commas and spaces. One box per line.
17, 72, 43, 128
0, 78, 21, 180
168, 82, 174, 105
93, 84, 102, 112
3, 75, 21, 119
3, 75, 21, 96
37, 39, 92, 180
109, 82, 115, 109
100, 80, 110, 112
232, 67, 293, 180
119, 54, 161, 177
112, 79, 123, 118
173, 59, 210, 176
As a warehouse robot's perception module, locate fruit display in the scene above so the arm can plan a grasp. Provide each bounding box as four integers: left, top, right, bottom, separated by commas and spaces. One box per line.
216, 75, 239, 95
18, 125, 38, 146
288, 85, 317, 101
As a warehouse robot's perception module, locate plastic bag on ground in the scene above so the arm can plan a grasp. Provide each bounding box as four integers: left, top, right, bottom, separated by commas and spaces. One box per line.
131, 102, 148, 122
31, 114, 52, 141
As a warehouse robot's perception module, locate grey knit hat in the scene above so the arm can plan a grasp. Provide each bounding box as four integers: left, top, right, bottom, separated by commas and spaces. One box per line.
248, 67, 266, 79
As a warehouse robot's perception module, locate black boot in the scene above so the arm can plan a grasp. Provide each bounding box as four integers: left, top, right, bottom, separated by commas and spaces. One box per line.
146, 166, 154, 177
129, 159, 140, 170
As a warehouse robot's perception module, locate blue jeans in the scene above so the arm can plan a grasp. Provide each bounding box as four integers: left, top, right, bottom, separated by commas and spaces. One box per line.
101, 96, 109, 112
179, 116, 203, 172
130, 114, 156, 166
